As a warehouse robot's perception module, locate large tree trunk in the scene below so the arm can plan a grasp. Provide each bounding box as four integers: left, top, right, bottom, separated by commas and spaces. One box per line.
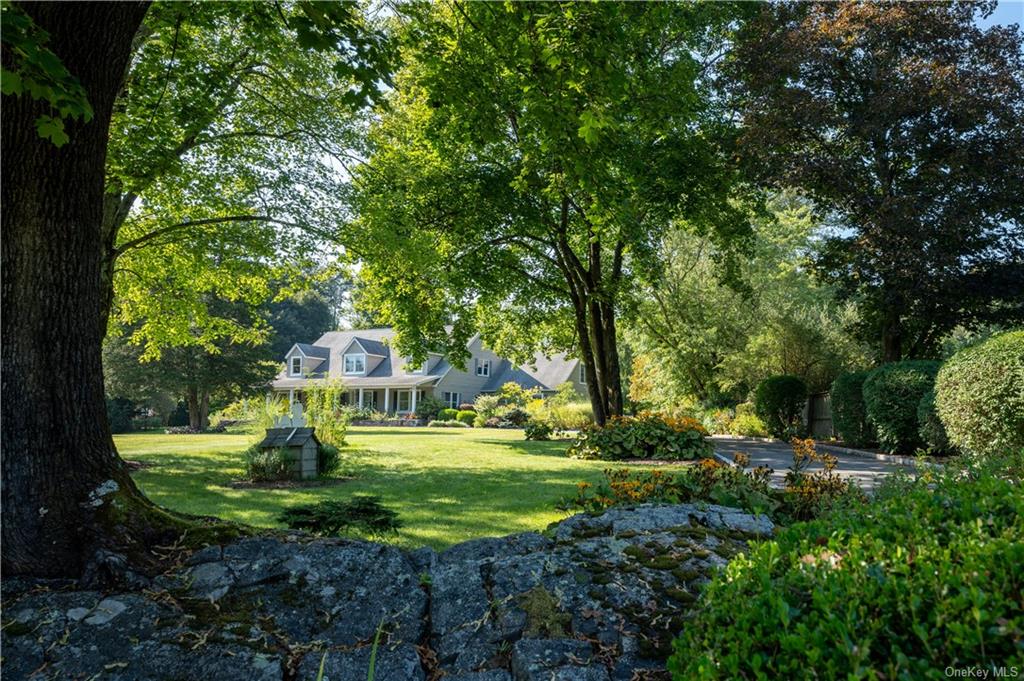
186, 389, 211, 431
2, 2, 151, 576
881, 308, 903, 363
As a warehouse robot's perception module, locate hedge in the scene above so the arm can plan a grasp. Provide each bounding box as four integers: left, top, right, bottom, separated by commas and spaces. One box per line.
829, 371, 874, 447
753, 375, 807, 438
669, 451, 1024, 680
935, 330, 1024, 457
916, 388, 951, 455
862, 360, 940, 453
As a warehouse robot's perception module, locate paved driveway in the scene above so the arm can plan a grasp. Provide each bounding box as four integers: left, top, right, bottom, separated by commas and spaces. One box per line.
711, 436, 912, 492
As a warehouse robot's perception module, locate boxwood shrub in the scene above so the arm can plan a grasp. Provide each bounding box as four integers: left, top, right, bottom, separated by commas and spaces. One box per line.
829, 371, 875, 447
916, 388, 952, 455
935, 330, 1024, 457
862, 360, 940, 453
669, 451, 1024, 680
436, 408, 458, 422
567, 413, 711, 461
456, 409, 477, 426
753, 375, 808, 438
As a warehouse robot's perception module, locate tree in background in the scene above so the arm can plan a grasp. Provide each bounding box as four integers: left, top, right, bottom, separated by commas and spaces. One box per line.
1, 2, 388, 576
265, 287, 336, 358
727, 1, 1024, 362
626, 193, 871, 409
351, 1, 752, 424
105, 300, 279, 431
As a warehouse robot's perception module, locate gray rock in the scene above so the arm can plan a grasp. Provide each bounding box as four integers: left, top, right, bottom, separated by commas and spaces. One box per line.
445, 671, 515, 681
510, 639, 599, 680
1, 503, 772, 681
106, 642, 284, 681
83, 597, 128, 625
297, 643, 425, 681
440, 532, 552, 565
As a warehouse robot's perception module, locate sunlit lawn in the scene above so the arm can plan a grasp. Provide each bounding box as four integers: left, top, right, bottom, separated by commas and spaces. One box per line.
117, 426, 689, 551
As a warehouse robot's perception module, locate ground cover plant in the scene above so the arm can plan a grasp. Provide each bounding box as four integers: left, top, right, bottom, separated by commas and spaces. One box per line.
119, 427, 691, 549
668, 450, 1024, 680
278, 496, 401, 538
567, 413, 712, 461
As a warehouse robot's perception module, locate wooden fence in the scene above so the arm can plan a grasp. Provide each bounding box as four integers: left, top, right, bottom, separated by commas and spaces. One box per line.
804, 392, 835, 439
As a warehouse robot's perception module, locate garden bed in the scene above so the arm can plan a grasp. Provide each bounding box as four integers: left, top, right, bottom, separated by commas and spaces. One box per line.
349, 419, 425, 427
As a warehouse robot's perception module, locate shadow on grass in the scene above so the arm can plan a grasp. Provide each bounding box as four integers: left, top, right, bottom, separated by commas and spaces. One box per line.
129, 445, 598, 549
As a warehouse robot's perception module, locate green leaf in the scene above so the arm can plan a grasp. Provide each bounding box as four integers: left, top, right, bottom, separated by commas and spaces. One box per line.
1, 68, 22, 96
34, 114, 68, 147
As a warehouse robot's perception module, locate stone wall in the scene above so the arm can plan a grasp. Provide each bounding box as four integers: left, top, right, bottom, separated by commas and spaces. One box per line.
1, 503, 772, 680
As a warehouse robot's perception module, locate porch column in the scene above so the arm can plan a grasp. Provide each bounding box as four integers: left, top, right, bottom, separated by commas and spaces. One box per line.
358, 388, 364, 409
384, 387, 390, 414
288, 389, 295, 407
410, 386, 418, 415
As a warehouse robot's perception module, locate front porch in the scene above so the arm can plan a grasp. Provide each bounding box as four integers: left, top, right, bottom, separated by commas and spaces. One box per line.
283, 386, 431, 416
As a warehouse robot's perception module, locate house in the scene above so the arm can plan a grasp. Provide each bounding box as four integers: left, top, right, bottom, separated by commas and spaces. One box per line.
271, 328, 587, 414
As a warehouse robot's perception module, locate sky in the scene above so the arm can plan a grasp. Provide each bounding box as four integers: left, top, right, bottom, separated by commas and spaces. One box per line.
976, 0, 1024, 28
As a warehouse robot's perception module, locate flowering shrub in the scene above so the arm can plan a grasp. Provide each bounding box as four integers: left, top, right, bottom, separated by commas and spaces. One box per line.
782, 438, 865, 521
559, 461, 776, 518
562, 439, 864, 524
567, 412, 712, 461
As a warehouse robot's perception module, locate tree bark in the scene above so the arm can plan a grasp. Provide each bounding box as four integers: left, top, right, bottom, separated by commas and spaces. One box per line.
2, 2, 152, 576
186, 389, 211, 431
881, 308, 903, 363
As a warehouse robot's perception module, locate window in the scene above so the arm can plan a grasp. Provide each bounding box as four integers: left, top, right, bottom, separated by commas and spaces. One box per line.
443, 391, 461, 409
290, 356, 302, 376
397, 390, 411, 412
476, 359, 491, 377
344, 353, 366, 374
579, 363, 586, 383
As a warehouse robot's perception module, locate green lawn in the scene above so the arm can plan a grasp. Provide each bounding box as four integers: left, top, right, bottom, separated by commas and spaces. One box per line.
117, 426, 686, 550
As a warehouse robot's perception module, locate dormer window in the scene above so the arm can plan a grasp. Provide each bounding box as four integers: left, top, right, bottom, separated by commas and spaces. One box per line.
290, 356, 302, 376
476, 359, 491, 377
344, 353, 366, 375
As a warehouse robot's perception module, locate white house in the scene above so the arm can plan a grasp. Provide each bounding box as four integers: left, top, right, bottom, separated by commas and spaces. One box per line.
271, 328, 587, 414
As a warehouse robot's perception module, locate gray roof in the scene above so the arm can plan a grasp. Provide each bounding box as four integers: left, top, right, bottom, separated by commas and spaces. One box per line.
352, 337, 389, 356
259, 427, 319, 448
482, 360, 548, 392
515, 352, 579, 391
271, 327, 579, 392
294, 343, 330, 359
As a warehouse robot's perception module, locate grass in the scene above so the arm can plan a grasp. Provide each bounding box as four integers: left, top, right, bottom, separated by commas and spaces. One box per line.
117, 426, 689, 551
